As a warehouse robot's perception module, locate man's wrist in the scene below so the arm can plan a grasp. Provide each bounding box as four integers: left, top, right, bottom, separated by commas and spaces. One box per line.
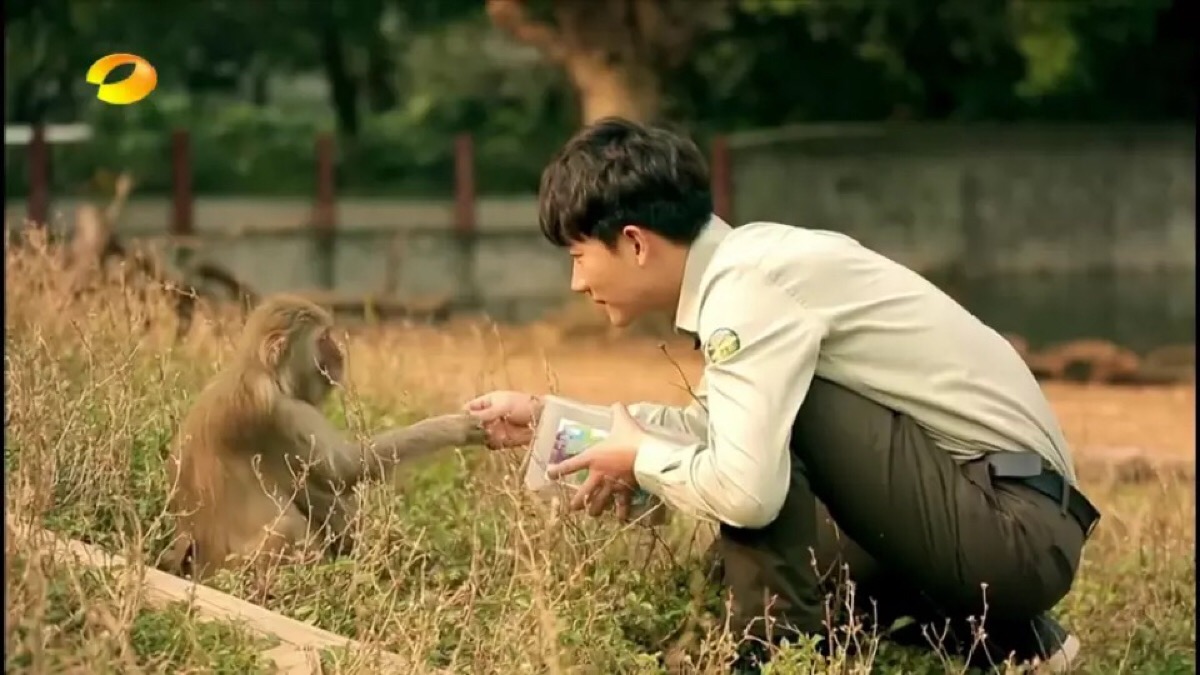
632, 431, 688, 496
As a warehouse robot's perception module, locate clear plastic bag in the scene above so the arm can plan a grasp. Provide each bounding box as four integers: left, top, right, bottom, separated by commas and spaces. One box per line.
525, 395, 672, 525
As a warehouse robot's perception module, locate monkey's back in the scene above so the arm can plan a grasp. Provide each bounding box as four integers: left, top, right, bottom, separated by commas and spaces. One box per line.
165, 372, 304, 576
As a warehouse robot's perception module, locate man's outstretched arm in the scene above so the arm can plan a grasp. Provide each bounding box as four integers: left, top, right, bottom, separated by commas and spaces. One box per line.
532, 383, 709, 442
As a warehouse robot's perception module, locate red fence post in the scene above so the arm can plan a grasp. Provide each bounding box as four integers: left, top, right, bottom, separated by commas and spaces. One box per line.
710, 135, 733, 222
170, 129, 194, 236
314, 132, 337, 232
453, 133, 476, 235
314, 132, 338, 289
27, 124, 49, 228
451, 133, 479, 310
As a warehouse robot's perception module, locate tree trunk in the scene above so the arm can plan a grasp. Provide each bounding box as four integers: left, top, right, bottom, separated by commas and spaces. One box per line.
567, 52, 662, 124
317, 20, 360, 138
9, 76, 43, 124
365, 33, 398, 113
250, 63, 270, 106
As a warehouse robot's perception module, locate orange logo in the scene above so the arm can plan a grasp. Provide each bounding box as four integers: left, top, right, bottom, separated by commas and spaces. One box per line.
86, 54, 157, 105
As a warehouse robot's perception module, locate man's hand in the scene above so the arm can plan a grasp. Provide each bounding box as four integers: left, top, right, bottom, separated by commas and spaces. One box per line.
462, 390, 543, 449
547, 403, 645, 520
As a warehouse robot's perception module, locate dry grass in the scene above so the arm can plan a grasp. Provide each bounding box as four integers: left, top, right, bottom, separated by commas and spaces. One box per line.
4, 233, 1195, 674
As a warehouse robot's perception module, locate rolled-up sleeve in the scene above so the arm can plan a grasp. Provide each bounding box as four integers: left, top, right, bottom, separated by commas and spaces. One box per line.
632, 264, 827, 529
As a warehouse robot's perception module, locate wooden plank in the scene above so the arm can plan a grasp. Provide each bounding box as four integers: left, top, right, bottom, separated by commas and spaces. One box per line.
261, 645, 322, 674
4, 123, 93, 145
10, 521, 413, 674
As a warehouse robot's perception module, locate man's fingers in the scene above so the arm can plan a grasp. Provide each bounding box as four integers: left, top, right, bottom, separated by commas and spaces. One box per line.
547, 451, 590, 480
609, 402, 645, 434
587, 482, 614, 517
463, 396, 491, 411
614, 491, 631, 522
570, 471, 605, 511
467, 404, 510, 423
610, 402, 636, 423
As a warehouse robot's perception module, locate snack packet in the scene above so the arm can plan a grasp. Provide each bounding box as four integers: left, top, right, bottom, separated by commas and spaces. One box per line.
525, 395, 672, 525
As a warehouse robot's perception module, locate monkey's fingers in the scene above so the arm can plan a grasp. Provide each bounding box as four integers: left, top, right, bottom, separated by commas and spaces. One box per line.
480, 421, 527, 450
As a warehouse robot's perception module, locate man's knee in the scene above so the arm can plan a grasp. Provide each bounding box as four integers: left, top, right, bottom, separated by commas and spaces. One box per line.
711, 467, 828, 637
715, 529, 826, 636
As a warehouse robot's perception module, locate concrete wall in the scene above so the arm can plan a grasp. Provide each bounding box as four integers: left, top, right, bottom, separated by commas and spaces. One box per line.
110, 227, 572, 324
3, 196, 540, 234
728, 123, 1196, 276
5, 123, 1194, 346
3, 195, 570, 321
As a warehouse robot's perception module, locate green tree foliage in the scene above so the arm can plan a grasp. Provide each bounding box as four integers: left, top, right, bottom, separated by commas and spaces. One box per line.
3, 0, 1192, 198
674, 0, 1193, 130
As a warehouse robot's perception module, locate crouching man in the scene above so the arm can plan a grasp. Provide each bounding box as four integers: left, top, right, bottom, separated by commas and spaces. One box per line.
464, 117, 1099, 672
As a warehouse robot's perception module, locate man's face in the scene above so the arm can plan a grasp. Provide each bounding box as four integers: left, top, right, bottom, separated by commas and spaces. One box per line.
567, 230, 661, 327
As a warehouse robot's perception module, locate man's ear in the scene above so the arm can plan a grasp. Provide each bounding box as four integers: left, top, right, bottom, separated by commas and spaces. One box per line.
620, 225, 651, 263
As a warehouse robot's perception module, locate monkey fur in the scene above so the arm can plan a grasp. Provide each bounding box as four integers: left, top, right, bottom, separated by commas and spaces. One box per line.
161, 294, 485, 580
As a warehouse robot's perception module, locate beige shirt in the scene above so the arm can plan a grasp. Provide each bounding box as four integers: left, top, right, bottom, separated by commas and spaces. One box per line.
625, 215, 1076, 529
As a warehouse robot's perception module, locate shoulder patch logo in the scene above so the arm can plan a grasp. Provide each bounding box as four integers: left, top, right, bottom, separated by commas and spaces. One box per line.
704, 328, 741, 364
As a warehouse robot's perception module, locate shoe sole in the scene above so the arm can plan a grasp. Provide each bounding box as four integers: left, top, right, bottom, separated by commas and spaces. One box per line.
1036, 633, 1081, 673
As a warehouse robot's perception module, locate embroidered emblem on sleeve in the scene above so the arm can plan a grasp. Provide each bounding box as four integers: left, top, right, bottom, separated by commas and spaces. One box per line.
704, 328, 741, 364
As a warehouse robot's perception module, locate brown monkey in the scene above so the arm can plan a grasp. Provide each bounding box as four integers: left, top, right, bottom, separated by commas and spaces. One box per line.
161, 294, 484, 580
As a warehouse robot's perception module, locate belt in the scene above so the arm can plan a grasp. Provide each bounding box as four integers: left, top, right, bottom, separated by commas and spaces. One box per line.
985, 452, 1102, 540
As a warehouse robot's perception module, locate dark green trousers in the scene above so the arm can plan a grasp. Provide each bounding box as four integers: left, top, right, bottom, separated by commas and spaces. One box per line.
716, 377, 1087, 644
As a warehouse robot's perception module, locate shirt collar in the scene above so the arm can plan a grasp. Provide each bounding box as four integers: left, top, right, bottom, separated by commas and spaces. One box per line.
675, 214, 733, 335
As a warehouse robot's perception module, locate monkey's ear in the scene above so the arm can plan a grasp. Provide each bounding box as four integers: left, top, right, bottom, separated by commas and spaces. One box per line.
259, 331, 287, 368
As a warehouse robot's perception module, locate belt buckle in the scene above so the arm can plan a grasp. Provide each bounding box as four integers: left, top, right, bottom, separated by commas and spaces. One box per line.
987, 451, 1044, 478
1071, 486, 1101, 539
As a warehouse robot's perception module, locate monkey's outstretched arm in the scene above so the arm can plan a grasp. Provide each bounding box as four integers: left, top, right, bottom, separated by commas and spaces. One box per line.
357, 414, 485, 479
280, 400, 483, 483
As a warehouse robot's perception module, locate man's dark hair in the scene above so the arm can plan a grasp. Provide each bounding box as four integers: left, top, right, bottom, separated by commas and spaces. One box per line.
538, 117, 714, 248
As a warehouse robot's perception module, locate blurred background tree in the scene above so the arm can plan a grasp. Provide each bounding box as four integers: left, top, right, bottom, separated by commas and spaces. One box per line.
4, 0, 1194, 198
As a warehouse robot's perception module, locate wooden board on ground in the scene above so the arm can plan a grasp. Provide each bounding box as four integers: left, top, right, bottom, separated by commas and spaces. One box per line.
9, 520, 414, 674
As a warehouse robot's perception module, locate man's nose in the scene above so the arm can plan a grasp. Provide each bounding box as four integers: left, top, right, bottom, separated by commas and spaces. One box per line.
569, 268, 589, 294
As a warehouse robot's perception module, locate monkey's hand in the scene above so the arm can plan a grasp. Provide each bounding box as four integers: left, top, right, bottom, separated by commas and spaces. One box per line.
372, 413, 487, 459
443, 413, 488, 447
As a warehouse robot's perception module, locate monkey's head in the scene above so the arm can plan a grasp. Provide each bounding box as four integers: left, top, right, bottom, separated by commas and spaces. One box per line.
238, 294, 345, 405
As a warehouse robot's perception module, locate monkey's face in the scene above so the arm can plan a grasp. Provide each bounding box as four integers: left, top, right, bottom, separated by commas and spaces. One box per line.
279, 322, 345, 405
313, 326, 345, 387
242, 296, 346, 404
